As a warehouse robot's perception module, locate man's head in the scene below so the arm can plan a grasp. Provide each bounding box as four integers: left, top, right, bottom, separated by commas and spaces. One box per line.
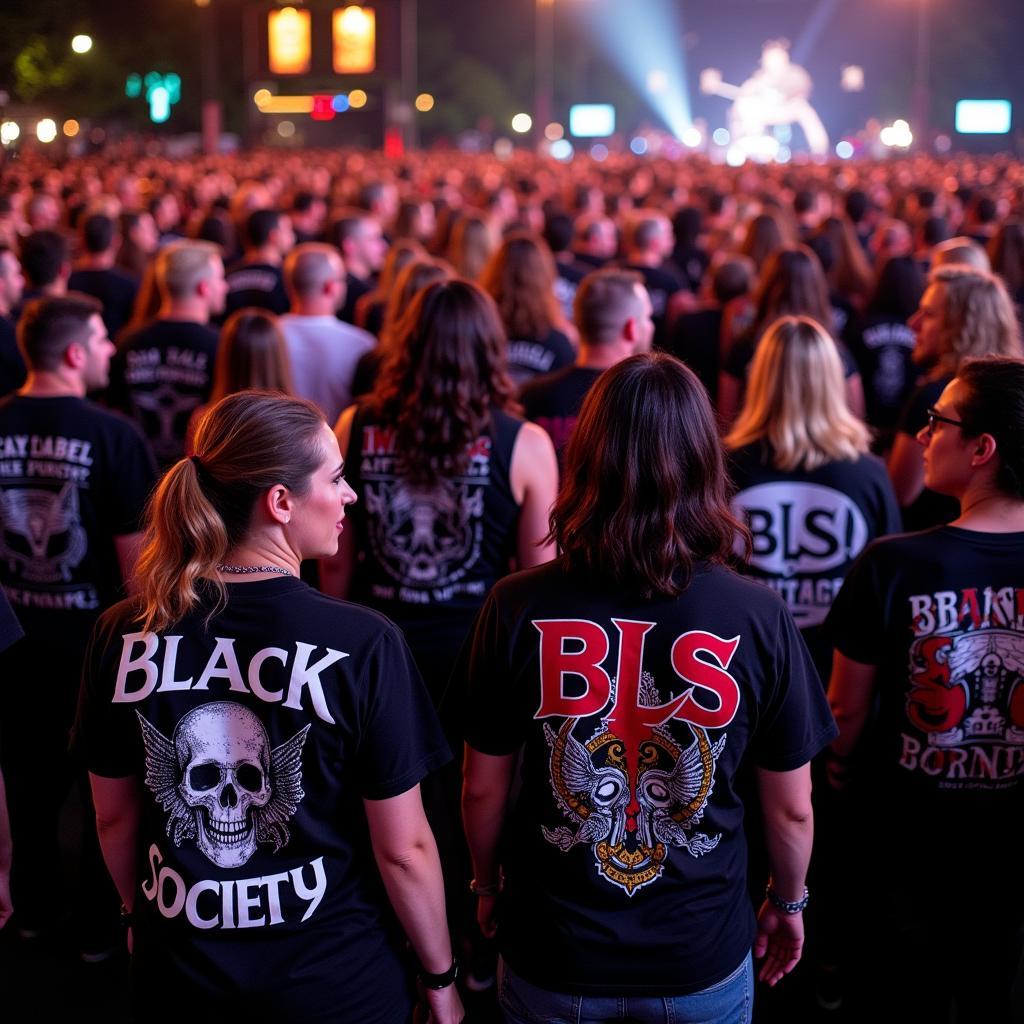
26, 193, 61, 232
574, 269, 654, 354
17, 293, 113, 389
574, 215, 618, 261
0, 245, 26, 316
330, 210, 386, 279
20, 231, 70, 290
711, 256, 754, 306
155, 241, 227, 318
625, 211, 674, 262
244, 208, 295, 258
80, 213, 119, 257
283, 243, 346, 312
291, 191, 326, 235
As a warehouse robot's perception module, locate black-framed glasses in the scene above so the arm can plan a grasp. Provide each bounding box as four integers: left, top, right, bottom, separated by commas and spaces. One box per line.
925, 407, 965, 432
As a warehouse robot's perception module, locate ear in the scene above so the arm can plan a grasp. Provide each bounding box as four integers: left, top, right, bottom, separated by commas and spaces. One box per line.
262, 483, 296, 526
621, 315, 638, 344
64, 340, 87, 370
970, 432, 999, 468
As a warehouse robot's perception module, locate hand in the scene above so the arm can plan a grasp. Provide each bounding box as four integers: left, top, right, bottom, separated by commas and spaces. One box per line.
753, 901, 803, 986
0, 870, 12, 930
476, 893, 498, 939
425, 983, 464, 1024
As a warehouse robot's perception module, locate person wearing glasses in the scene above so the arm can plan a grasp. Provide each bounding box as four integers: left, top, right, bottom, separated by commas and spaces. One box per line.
826, 357, 1024, 1022
887, 264, 1020, 529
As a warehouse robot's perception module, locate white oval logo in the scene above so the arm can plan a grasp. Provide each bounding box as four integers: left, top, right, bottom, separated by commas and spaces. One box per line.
733, 482, 870, 577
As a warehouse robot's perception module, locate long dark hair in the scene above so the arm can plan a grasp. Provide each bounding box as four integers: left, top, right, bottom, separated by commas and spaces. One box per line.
752, 245, 833, 339
552, 353, 749, 597
371, 279, 517, 484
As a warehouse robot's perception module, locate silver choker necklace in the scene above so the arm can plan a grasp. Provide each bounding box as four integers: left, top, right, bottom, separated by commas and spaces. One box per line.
216, 563, 293, 577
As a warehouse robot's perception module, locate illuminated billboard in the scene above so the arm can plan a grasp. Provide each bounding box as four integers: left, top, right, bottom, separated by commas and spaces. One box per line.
955, 100, 1012, 134
569, 104, 615, 138
268, 7, 312, 76
333, 6, 376, 74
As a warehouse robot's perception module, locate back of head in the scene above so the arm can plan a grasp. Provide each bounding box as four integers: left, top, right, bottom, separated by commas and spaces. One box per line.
625, 210, 667, 255
989, 221, 1024, 293
480, 232, 559, 339
554, 352, 745, 597
373, 279, 513, 484
673, 206, 703, 250
845, 190, 868, 224
712, 257, 754, 305
245, 208, 283, 250
157, 240, 219, 303
930, 264, 1021, 372
933, 236, 990, 273
21, 230, 69, 288
81, 213, 117, 255
740, 213, 784, 270
447, 212, 494, 281
574, 268, 644, 346
212, 309, 294, 402
543, 212, 574, 255
17, 293, 102, 372
726, 315, 869, 471
755, 245, 831, 332
922, 215, 951, 248
329, 208, 369, 250
284, 243, 340, 301
955, 357, 1024, 499
380, 257, 451, 347
870, 256, 925, 320
135, 391, 326, 632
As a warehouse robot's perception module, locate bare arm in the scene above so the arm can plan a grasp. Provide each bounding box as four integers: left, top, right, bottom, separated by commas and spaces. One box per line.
753, 763, 814, 986
364, 786, 463, 1022
510, 422, 559, 570
844, 372, 866, 420
321, 405, 359, 599
827, 652, 879, 759
114, 532, 145, 596
462, 745, 517, 938
90, 773, 143, 911
887, 432, 925, 508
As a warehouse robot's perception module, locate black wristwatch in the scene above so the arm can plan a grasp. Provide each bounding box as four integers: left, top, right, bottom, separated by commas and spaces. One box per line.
419, 957, 460, 990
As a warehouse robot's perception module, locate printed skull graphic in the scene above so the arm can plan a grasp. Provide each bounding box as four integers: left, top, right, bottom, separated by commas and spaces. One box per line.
138, 703, 310, 868
542, 673, 725, 896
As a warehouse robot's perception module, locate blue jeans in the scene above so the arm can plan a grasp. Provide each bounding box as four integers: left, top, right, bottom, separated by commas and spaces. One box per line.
497, 953, 754, 1024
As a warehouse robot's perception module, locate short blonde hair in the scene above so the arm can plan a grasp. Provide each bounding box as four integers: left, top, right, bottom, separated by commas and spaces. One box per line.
726, 315, 870, 472
156, 240, 221, 302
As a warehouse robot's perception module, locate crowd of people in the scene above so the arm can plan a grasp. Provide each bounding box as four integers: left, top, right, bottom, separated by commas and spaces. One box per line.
0, 142, 1023, 1023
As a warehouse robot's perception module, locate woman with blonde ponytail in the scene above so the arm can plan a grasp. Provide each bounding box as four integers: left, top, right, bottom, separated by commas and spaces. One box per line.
75, 390, 463, 1023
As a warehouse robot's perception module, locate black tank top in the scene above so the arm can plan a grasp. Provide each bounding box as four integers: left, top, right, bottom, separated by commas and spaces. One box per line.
346, 404, 523, 694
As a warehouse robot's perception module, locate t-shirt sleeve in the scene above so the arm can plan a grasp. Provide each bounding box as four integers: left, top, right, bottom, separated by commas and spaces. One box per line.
0, 588, 23, 654
355, 625, 451, 800
824, 541, 888, 665
459, 591, 529, 756
747, 604, 838, 771
72, 611, 143, 777
111, 421, 159, 535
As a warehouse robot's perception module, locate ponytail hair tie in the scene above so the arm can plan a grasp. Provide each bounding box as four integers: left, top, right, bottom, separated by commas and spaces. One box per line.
190, 454, 210, 483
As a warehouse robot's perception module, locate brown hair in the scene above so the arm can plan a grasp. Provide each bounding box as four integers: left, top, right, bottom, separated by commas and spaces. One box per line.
553, 352, 748, 597
210, 309, 294, 403
371, 279, 516, 485
751, 245, 833, 340
378, 257, 452, 357
17, 293, 102, 371
574, 268, 644, 346
447, 211, 494, 281
480, 232, 562, 341
134, 391, 326, 632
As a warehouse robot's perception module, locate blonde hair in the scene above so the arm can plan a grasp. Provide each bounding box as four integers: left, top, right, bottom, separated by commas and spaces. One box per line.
726, 316, 870, 471
134, 391, 326, 633
928, 264, 1022, 376
156, 240, 221, 302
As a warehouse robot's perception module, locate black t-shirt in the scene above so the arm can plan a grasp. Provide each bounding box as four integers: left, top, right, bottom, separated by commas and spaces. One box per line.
345, 406, 523, 694
827, 527, 1024, 836
460, 560, 835, 995
339, 273, 374, 326
0, 394, 157, 647
665, 308, 723, 402
68, 267, 139, 340
224, 260, 289, 318
553, 261, 587, 320
519, 364, 603, 469
0, 316, 27, 398
895, 375, 959, 530
506, 328, 575, 387
729, 443, 901, 678
74, 577, 450, 1020
0, 587, 23, 654
108, 319, 219, 467
846, 314, 919, 433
